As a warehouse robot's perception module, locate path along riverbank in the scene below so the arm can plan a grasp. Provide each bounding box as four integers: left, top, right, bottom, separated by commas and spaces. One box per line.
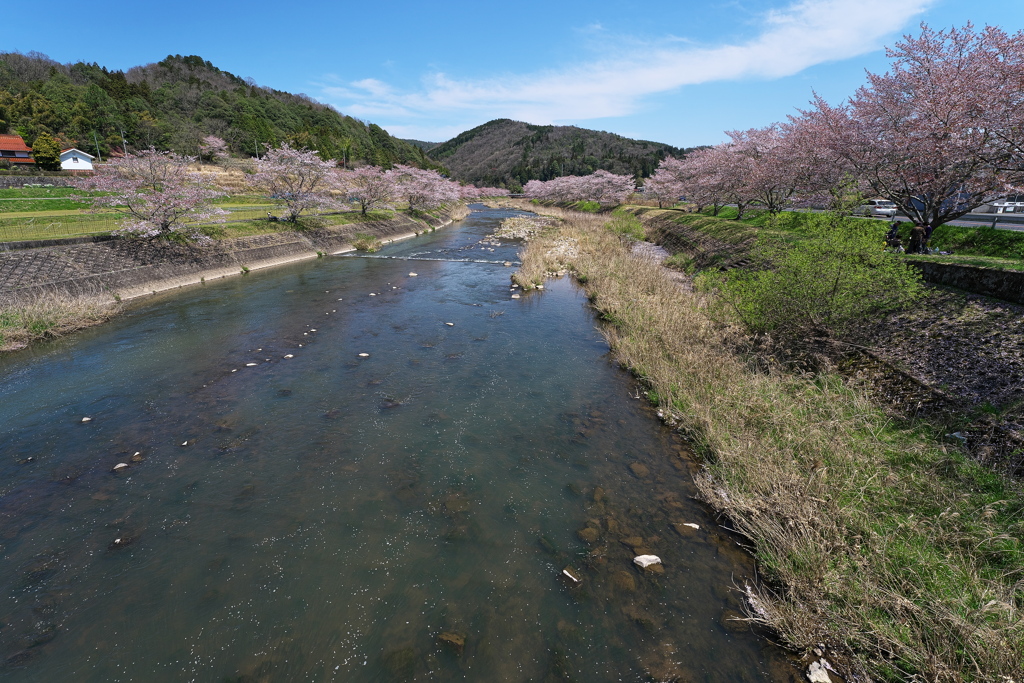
0, 206, 467, 351
504, 200, 1024, 683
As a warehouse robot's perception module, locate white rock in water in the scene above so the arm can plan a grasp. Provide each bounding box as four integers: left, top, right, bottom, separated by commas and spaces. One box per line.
369, 293, 376, 296
633, 555, 662, 568
113, 463, 129, 471
807, 660, 833, 683
283, 354, 294, 359
445, 322, 454, 326
246, 363, 258, 367
358, 353, 370, 357
537, 285, 544, 289
562, 568, 581, 583
181, 441, 188, 446
81, 417, 93, 423
231, 369, 238, 372
409, 273, 418, 277
310, 329, 317, 332
683, 523, 700, 530
511, 294, 520, 299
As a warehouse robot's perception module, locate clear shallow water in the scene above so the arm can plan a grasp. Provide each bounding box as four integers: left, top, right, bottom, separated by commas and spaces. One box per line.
0, 206, 793, 682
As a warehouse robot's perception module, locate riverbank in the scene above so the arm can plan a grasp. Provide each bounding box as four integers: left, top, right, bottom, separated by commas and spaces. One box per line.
510, 202, 1024, 682
0, 205, 468, 352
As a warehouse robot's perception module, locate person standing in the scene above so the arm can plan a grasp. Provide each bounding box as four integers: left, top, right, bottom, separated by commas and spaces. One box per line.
908, 224, 926, 254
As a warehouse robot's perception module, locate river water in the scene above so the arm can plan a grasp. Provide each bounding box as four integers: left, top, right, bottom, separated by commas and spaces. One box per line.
0, 206, 793, 681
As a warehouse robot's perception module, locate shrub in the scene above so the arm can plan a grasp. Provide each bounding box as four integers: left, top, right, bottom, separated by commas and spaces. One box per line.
351, 232, 382, 252
716, 213, 924, 339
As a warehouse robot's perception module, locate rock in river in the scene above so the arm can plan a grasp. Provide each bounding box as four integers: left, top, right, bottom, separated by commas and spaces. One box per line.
633, 554, 662, 569
577, 527, 600, 543
437, 631, 465, 655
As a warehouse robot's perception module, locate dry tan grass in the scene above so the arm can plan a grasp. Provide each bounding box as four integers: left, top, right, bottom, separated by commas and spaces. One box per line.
513, 201, 1024, 682
0, 290, 117, 351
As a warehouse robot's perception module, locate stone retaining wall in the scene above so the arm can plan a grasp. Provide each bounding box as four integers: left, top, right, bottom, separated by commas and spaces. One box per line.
905, 260, 1024, 305
0, 176, 73, 188
0, 211, 453, 304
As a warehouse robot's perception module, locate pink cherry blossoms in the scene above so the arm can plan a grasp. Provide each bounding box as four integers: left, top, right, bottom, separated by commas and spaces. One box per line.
75, 148, 227, 242
523, 170, 635, 204
391, 165, 463, 211
337, 166, 398, 215
655, 23, 1024, 227
249, 144, 345, 221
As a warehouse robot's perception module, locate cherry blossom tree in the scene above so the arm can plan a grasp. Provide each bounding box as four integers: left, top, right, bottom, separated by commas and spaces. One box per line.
75, 148, 226, 242
726, 126, 796, 214
248, 144, 344, 221
339, 166, 397, 215
522, 170, 634, 204
199, 135, 229, 164
642, 162, 685, 208
798, 23, 1024, 226
392, 165, 462, 211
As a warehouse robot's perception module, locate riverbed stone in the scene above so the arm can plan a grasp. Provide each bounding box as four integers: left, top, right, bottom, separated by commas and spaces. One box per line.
577, 526, 600, 543
672, 522, 700, 536
612, 570, 636, 593
437, 631, 465, 655
629, 462, 650, 478
807, 660, 833, 683
633, 554, 662, 569
561, 566, 582, 584
592, 486, 606, 503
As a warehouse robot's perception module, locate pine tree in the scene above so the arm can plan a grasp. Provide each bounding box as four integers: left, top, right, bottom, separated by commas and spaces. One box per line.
32, 131, 61, 171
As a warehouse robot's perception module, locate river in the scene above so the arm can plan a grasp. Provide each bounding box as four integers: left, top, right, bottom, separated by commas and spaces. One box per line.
0, 206, 793, 681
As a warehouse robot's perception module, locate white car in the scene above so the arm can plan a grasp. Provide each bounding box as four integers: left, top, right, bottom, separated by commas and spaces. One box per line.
858, 199, 898, 217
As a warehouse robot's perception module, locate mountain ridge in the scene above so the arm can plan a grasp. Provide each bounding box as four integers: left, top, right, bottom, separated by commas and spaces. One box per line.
425, 118, 697, 190
0, 51, 436, 170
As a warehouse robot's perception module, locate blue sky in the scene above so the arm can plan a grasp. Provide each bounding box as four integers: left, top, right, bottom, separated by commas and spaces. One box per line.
5, 0, 1023, 147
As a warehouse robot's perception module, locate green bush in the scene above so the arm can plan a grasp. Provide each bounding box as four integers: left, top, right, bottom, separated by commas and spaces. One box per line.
571, 200, 601, 213
716, 213, 924, 339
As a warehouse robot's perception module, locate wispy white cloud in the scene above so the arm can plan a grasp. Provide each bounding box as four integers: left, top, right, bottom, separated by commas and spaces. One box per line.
319, 0, 932, 135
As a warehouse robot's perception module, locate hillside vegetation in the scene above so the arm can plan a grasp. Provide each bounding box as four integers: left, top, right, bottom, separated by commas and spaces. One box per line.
427, 118, 694, 189
0, 52, 435, 169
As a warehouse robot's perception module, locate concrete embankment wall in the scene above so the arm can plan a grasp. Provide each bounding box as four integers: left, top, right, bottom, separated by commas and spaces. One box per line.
0, 210, 455, 304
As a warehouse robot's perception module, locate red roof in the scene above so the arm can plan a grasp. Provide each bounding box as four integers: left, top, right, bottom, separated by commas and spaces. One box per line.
0, 134, 32, 153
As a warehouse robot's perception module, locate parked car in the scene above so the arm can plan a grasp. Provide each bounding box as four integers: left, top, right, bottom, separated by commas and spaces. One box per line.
857, 199, 897, 217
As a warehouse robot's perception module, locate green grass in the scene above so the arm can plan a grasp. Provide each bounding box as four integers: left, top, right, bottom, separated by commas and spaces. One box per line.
905, 253, 1024, 272
0, 186, 103, 213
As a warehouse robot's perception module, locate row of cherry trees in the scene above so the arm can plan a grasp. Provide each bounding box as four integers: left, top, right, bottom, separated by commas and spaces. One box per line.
78, 144, 508, 240
647, 23, 1024, 227
522, 169, 635, 205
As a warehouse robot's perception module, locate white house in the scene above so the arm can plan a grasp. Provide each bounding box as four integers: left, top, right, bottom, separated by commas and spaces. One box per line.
60, 148, 95, 172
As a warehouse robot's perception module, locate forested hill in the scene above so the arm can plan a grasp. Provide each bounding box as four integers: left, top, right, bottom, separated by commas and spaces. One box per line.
426, 119, 693, 189
0, 52, 436, 169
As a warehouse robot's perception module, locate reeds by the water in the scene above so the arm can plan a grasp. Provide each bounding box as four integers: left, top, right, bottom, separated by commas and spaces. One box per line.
0, 290, 115, 351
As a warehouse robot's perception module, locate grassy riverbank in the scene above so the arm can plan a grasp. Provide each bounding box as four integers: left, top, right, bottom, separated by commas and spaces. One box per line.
513, 205, 1024, 681
0, 292, 116, 352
